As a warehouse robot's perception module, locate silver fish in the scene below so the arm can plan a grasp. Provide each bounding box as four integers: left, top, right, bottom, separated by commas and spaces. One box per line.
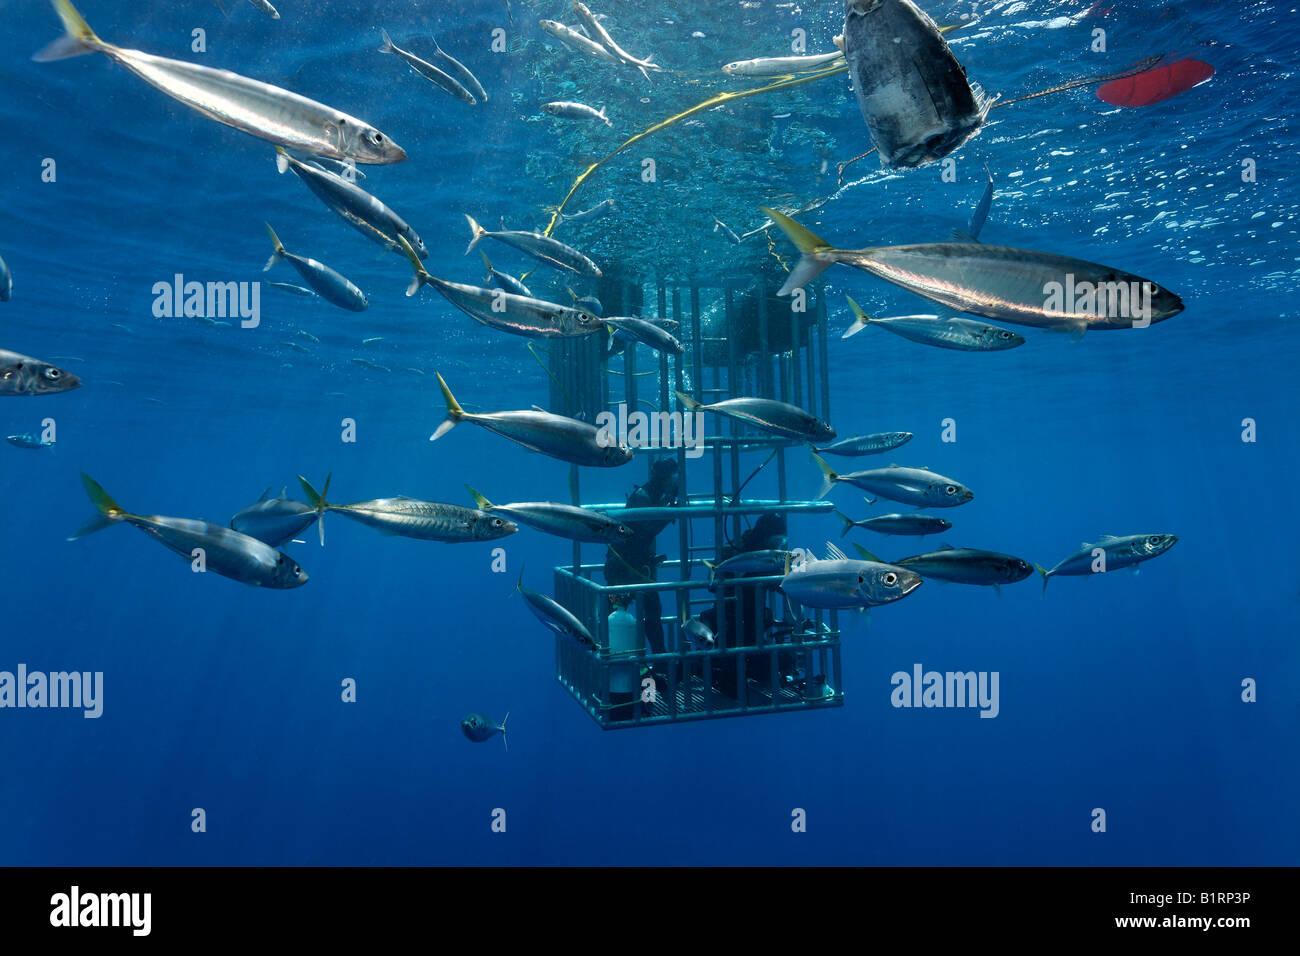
1038, 533, 1177, 592
433, 373, 633, 468
539, 20, 619, 62
814, 432, 913, 457
465, 215, 601, 277
377, 28, 476, 104
6, 433, 55, 449
780, 542, 921, 609
542, 101, 611, 126
768, 209, 1184, 333
479, 251, 532, 297
676, 390, 834, 443
296, 329, 321, 342
275, 148, 427, 259
681, 614, 716, 650
813, 454, 973, 508
571, 2, 662, 80
231, 486, 318, 548
37, 0, 405, 164
841, 0, 989, 168
712, 216, 742, 244
0, 253, 10, 301
70, 474, 308, 589
402, 238, 599, 339
299, 476, 516, 546
845, 297, 1025, 351
516, 572, 596, 649
837, 511, 951, 538
245, 0, 280, 19
468, 486, 633, 544
263, 223, 368, 312
461, 712, 508, 748
561, 199, 615, 223
856, 543, 1033, 589
722, 51, 845, 77
269, 281, 317, 297
604, 317, 684, 355
0, 349, 81, 396
704, 549, 792, 586
430, 37, 487, 103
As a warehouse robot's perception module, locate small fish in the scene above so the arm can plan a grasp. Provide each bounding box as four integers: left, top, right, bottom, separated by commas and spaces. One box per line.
571, 2, 662, 81
560, 198, 615, 224
722, 50, 845, 77
404, 367, 426, 376
767, 209, 1184, 334
681, 612, 716, 650
676, 391, 834, 443
70, 474, 308, 588
377, 28, 476, 104
836, 511, 951, 538
703, 549, 791, 586
295, 329, 320, 343
516, 572, 596, 649
1037, 534, 1178, 592
468, 486, 633, 544
263, 222, 368, 312
479, 250, 532, 298
269, 281, 317, 298
855, 543, 1033, 589
6, 433, 55, 449
230, 485, 318, 548
712, 216, 742, 244
0, 349, 81, 396
362, 336, 384, 345
275, 148, 427, 259
604, 316, 684, 355
429, 37, 487, 103
461, 712, 508, 749
281, 340, 311, 353
245, 0, 279, 19
465, 214, 601, 277
37, 0, 405, 164
539, 20, 619, 62
814, 432, 912, 457
349, 358, 390, 372
432, 373, 632, 468
780, 541, 921, 610
844, 297, 1025, 351
812, 454, 973, 508
541, 101, 611, 126
299, 475, 517, 545
0, 253, 11, 301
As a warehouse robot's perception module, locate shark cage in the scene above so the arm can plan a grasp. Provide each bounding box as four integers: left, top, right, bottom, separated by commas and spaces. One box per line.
545, 265, 846, 729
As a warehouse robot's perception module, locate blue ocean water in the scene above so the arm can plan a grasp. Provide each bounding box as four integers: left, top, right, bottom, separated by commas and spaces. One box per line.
1, 0, 1297, 866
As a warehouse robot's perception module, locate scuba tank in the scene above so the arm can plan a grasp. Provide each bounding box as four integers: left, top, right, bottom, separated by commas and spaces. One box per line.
607, 603, 640, 694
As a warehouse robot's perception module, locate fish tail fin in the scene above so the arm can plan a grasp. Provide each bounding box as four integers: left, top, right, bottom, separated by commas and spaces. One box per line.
396, 235, 430, 296
761, 207, 837, 295
68, 473, 130, 540
843, 295, 874, 339
1035, 563, 1050, 595
274, 146, 291, 175
297, 473, 331, 546
500, 711, 509, 751
835, 510, 854, 538
599, 106, 611, 126
263, 222, 286, 271
466, 484, 492, 510
432, 372, 466, 440
674, 389, 701, 412
34, 0, 107, 62
465, 214, 488, 254
810, 451, 837, 500
378, 28, 396, 54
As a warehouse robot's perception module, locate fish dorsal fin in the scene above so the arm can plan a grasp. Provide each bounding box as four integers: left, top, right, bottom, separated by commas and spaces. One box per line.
1081, 542, 1093, 549
824, 541, 847, 562
950, 230, 981, 243
851, 543, 883, 563
531, 404, 549, 413
1098, 534, 1119, 542
258, 487, 272, 502
279, 487, 288, 499
939, 541, 956, 551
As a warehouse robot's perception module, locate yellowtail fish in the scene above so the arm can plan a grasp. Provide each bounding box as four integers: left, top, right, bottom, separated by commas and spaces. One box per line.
36, 0, 405, 164
263, 223, 368, 312
465, 215, 601, 277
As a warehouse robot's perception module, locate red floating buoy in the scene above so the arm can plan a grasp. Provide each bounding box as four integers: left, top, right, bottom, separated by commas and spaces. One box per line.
1096, 58, 1215, 108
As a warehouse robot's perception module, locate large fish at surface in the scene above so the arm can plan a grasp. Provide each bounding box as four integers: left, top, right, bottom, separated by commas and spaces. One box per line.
432, 373, 633, 468
36, 0, 406, 164
780, 542, 921, 610
839, 0, 989, 168
0, 349, 81, 396
298, 476, 517, 546
274, 148, 426, 259
1037, 533, 1177, 592
263, 223, 368, 312
676, 391, 834, 443
230, 485, 319, 548
70, 474, 308, 589
767, 209, 1184, 334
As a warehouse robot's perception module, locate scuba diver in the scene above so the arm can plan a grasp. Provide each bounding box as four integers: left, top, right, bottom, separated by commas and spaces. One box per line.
603, 457, 681, 656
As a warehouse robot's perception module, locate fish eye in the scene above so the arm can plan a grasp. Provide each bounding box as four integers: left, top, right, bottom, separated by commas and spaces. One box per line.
857, 574, 865, 584
999, 330, 1011, 339
294, 566, 302, 575
277, 556, 285, 564
945, 485, 957, 495
883, 572, 898, 586
492, 518, 504, 528
44, 367, 61, 380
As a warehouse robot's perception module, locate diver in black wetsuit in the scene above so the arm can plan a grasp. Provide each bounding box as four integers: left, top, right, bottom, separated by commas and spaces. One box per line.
603, 457, 680, 655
